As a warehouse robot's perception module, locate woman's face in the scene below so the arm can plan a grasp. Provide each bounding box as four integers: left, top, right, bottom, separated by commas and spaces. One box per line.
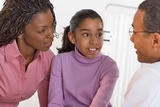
19, 9, 55, 51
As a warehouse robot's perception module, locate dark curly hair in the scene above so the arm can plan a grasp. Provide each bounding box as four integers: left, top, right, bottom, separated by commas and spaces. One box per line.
0, 0, 56, 47
57, 9, 103, 54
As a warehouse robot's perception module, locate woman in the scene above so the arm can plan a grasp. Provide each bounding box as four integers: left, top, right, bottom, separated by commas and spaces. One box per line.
0, 0, 56, 107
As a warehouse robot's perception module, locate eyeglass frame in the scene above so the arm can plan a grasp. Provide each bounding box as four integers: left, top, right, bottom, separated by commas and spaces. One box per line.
53, 21, 59, 38
129, 27, 155, 36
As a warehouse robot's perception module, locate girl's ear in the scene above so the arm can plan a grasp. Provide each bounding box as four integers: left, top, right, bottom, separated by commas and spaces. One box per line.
68, 31, 75, 44
152, 33, 160, 48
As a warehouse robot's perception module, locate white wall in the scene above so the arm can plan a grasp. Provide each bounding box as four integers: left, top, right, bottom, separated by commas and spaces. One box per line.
0, 0, 143, 107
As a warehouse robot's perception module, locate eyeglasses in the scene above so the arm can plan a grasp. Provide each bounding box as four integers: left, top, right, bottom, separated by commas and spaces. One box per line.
129, 27, 154, 36
52, 21, 59, 38
53, 32, 59, 38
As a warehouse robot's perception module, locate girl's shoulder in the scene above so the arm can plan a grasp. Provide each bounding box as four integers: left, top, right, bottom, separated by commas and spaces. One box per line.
100, 54, 116, 64
53, 51, 74, 61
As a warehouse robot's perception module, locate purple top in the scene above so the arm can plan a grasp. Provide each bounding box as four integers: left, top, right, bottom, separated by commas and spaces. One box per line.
48, 48, 119, 107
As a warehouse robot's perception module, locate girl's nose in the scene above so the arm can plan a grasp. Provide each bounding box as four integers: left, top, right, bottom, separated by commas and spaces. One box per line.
89, 36, 98, 44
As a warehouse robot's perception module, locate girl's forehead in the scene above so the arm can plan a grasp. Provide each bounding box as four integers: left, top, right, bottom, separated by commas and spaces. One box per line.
79, 18, 102, 25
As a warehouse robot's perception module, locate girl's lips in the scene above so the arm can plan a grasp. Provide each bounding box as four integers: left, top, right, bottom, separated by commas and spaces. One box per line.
88, 47, 99, 51
88, 48, 99, 54
89, 48, 97, 51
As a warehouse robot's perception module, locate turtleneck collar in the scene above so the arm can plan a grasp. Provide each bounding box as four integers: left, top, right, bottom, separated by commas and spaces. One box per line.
73, 47, 102, 64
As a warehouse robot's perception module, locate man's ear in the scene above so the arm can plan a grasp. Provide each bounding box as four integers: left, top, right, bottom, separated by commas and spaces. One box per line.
152, 33, 160, 48
68, 31, 75, 44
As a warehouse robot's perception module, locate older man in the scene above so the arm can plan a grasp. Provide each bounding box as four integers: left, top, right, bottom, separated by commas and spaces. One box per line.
121, 0, 160, 107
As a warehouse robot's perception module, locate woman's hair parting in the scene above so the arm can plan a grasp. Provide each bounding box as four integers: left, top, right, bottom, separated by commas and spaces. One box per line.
57, 9, 103, 54
0, 0, 56, 47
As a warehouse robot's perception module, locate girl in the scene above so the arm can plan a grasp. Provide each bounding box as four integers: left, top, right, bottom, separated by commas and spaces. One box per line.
48, 9, 119, 107
0, 0, 56, 106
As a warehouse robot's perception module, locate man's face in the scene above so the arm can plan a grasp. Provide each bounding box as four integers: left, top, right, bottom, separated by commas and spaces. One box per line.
130, 10, 157, 63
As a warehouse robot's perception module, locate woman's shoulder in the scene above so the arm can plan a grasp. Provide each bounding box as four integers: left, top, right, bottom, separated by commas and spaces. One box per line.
38, 49, 55, 64
0, 47, 5, 62
41, 49, 55, 57
0, 46, 5, 55
46, 49, 55, 55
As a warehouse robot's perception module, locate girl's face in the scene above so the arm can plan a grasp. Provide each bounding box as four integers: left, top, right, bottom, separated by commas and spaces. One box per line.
18, 9, 54, 52
69, 18, 103, 59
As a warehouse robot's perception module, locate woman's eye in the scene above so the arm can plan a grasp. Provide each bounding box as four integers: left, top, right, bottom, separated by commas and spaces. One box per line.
38, 29, 45, 33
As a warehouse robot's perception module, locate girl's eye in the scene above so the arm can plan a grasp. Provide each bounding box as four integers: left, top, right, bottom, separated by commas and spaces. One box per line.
97, 33, 103, 37
82, 33, 89, 37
